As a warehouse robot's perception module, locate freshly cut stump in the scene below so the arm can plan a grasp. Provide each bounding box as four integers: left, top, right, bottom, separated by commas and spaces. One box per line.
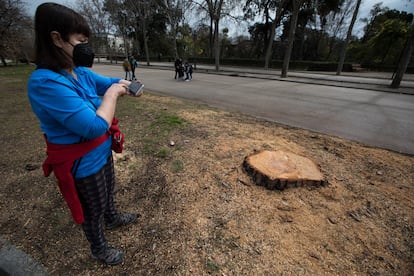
243, 150, 325, 190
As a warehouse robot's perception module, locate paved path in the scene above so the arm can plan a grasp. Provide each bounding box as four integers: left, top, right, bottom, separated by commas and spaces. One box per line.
143, 62, 414, 95
94, 63, 414, 155
0, 237, 48, 275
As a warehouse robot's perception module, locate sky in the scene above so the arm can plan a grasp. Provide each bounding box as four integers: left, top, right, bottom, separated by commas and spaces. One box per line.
26, 0, 414, 38
359, 0, 414, 21
27, 0, 74, 15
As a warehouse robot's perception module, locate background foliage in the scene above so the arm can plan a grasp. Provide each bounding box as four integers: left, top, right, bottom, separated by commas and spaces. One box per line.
1, 0, 413, 72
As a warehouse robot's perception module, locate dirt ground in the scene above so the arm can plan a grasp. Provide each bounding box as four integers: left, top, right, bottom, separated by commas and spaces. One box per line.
0, 82, 413, 275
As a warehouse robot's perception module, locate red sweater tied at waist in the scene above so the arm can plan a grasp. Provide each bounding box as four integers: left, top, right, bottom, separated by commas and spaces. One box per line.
42, 118, 123, 224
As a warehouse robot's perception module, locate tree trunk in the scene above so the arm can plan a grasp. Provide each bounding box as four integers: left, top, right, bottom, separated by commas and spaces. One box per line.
141, 4, 150, 66
264, 19, 278, 69
391, 29, 414, 88
264, 0, 286, 69
209, 18, 214, 58
214, 19, 220, 71
281, 0, 301, 78
171, 25, 179, 59
164, 0, 179, 59
143, 30, 150, 66
1, 56, 7, 66
336, 0, 361, 75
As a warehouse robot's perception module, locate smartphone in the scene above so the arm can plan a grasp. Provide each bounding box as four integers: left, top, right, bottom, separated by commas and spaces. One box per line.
128, 82, 144, 96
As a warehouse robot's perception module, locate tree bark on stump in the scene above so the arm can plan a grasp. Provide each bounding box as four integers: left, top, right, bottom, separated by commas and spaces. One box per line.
242, 150, 325, 190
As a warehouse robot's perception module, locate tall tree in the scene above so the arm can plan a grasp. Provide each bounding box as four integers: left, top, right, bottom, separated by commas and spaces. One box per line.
336, 0, 361, 75
0, 0, 32, 66
244, 0, 288, 69
391, 24, 414, 88
281, 0, 303, 77
195, 0, 225, 71
324, 0, 353, 60
391, 0, 414, 88
292, 1, 316, 60
104, 0, 129, 58
126, 0, 152, 65
208, 0, 224, 70
360, 3, 387, 43
314, 0, 344, 58
164, 0, 184, 59
264, 0, 288, 69
104, 0, 168, 65
126, 0, 170, 64
355, 7, 414, 64
75, 0, 112, 62
191, 0, 237, 71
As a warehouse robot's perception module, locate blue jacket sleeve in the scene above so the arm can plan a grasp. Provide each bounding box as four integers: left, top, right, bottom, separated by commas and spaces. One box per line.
28, 71, 109, 142
84, 67, 122, 96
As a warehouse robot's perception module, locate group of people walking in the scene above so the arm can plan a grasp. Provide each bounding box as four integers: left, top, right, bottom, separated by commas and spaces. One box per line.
174, 58, 193, 81
123, 57, 194, 82
123, 55, 138, 81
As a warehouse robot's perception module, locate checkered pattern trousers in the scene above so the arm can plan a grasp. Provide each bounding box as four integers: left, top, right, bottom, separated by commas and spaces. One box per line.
74, 155, 118, 254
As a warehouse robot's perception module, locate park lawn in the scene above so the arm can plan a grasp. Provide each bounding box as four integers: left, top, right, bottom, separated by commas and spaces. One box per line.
0, 64, 413, 275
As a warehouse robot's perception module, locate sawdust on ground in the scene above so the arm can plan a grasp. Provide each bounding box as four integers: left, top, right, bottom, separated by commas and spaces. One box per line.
0, 93, 413, 275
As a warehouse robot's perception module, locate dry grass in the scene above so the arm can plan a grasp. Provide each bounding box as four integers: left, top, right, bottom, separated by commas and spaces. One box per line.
0, 65, 413, 275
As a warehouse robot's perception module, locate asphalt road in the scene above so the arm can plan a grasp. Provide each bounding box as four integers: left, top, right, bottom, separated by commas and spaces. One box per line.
93, 63, 414, 155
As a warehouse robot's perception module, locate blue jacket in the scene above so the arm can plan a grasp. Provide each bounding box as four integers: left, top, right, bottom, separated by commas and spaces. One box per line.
28, 67, 121, 178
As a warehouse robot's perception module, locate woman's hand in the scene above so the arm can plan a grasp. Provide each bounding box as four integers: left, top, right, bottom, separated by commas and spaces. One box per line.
119, 79, 144, 97
107, 83, 128, 98
96, 83, 128, 125
118, 79, 131, 87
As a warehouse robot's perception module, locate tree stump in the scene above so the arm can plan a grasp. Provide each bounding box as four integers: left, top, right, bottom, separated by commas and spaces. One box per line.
242, 150, 325, 190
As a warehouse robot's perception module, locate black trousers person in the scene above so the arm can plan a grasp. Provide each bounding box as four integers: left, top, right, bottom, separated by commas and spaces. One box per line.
75, 156, 136, 264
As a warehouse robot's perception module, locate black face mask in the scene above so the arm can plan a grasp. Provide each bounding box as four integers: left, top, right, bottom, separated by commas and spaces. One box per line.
71, 42, 95, 67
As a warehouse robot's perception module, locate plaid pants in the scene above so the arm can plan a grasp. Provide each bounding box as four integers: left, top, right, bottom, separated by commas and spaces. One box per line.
74, 155, 118, 254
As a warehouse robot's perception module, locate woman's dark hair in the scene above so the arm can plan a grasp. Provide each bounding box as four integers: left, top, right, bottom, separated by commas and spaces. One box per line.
34, 3, 91, 70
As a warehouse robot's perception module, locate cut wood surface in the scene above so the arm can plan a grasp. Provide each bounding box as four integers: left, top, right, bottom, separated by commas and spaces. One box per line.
243, 150, 325, 190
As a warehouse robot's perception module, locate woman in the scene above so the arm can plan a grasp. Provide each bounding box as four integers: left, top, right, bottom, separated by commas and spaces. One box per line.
28, 3, 140, 265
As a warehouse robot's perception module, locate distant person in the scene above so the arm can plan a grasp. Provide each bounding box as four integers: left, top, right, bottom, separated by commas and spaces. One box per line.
129, 55, 138, 80
174, 58, 181, 79
28, 3, 141, 266
122, 58, 132, 80
184, 62, 193, 81
178, 62, 185, 80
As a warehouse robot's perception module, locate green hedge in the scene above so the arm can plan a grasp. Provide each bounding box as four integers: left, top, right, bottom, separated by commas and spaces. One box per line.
189, 58, 354, 71
151, 56, 413, 73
